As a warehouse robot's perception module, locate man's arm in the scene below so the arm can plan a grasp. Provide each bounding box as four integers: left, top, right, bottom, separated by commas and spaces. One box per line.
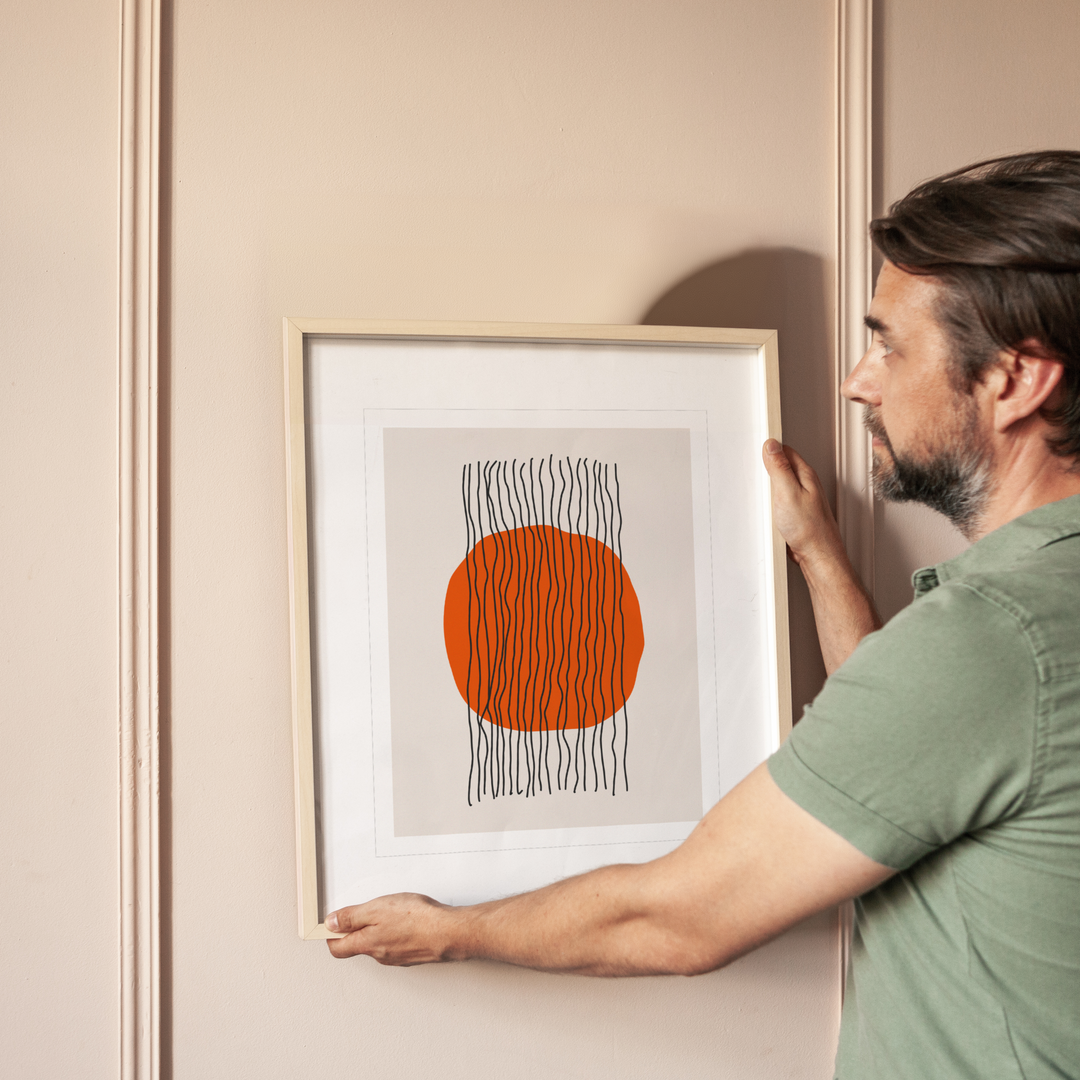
762, 440, 881, 673
327, 764, 892, 971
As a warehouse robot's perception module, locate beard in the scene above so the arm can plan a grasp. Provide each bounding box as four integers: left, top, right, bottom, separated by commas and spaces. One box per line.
864, 402, 994, 538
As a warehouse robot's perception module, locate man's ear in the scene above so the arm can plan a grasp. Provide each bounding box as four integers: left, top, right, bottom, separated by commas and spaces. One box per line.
991, 342, 1065, 434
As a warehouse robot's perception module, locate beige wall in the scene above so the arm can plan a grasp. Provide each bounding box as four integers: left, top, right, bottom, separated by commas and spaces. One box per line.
168, 2, 840, 1077
5, 0, 1080, 1076
0, 1, 119, 1076
874, 0, 1080, 619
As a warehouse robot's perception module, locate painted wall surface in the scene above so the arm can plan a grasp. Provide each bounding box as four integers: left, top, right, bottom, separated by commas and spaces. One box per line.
874, 0, 1080, 619
0, 1, 120, 1076
167, 1, 841, 1077
9, 0, 1080, 1076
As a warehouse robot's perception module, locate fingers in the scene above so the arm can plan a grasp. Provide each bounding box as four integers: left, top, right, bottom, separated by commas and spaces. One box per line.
325, 905, 389, 961
762, 440, 801, 501
762, 441, 809, 510
762, 440, 825, 499
761, 440, 841, 563
781, 445, 823, 493
324, 905, 366, 958
327, 932, 364, 959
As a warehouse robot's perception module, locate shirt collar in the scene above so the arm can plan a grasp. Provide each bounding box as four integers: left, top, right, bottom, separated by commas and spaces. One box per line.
912, 493, 1080, 598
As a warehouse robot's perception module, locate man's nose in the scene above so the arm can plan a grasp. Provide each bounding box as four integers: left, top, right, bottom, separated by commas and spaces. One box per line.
841, 346, 881, 405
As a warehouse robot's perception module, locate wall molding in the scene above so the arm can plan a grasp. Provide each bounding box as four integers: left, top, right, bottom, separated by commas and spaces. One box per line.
118, 0, 162, 1077
835, 0, 874, 1009
836, 0, 875, 595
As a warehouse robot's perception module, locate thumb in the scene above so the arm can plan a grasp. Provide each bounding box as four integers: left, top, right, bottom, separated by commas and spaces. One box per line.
326, 906, 364, 933
762, 438, 793, 475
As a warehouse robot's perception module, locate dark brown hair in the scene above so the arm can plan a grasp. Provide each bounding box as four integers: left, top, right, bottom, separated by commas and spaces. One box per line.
870, 151, 1080, 459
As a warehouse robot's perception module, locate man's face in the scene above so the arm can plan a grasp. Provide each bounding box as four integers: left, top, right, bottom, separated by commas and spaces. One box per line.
842, 261, 994, 537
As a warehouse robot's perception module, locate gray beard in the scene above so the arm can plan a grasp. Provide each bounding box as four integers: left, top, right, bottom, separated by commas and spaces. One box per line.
863, 405, 994, 539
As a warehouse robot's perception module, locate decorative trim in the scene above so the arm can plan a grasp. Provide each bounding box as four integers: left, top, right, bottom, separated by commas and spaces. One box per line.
118, 0, 162, 1077
835, 0, 874, 1010
836, 0, 875, 595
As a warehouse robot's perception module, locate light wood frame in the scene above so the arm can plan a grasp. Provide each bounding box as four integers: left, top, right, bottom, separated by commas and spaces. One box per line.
283, 318, 790, 940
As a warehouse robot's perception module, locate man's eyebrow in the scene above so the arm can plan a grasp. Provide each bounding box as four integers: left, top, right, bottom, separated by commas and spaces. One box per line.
864, 314, 889, 335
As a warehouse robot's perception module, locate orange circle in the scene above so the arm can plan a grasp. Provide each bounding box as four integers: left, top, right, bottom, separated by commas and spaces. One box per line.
443, 524, 644, 732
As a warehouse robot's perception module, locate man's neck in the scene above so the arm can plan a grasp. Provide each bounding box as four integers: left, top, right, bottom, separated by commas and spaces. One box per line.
971, 444, 1080, 541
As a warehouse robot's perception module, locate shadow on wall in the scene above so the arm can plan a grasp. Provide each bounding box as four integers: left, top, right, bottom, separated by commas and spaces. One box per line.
641, 247, 833, 722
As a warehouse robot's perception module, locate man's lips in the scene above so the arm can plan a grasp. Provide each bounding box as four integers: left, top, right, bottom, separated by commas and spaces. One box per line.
862, 406, 890, 449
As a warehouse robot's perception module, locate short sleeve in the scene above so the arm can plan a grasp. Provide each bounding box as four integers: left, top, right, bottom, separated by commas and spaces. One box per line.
768, 582, 1040, 869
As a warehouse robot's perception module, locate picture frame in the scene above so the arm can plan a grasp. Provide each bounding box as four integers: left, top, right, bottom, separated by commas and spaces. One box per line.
284, 319, 790, 940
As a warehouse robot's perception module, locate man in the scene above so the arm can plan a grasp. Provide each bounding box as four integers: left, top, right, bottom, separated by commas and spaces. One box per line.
326, 152, 1080, 1079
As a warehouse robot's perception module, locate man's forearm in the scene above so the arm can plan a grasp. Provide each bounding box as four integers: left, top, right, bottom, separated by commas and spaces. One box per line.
798, 546, 881, 674
446, 861, 722, 976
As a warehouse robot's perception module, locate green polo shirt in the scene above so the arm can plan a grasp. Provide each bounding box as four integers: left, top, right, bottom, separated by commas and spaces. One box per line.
769, 494, 1080, 1080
